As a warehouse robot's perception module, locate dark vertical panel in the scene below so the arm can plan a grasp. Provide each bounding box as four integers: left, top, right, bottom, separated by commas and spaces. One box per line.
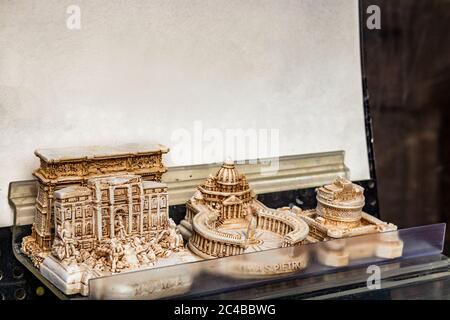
362, 0, 450, 251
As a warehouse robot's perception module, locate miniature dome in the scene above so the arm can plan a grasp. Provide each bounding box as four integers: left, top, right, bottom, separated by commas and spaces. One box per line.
216, 160, 240, 186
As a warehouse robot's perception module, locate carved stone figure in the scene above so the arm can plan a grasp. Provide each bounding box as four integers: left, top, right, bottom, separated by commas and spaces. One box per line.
52, 221, 79, 262
245, 207, 258, 245
133, 237, 153, 265
166, 219, 184, 251
110, 238, 125, 273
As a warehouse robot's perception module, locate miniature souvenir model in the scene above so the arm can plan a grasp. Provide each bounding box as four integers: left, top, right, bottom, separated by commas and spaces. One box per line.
297, 177, 398, 239
21, 143, 168, 267
39, 174, 195, 296
180, 160, 310, 275
296, 177, 403, 266
20, 144, 196, 296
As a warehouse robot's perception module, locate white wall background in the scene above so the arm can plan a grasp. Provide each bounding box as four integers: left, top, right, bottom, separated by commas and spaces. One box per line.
0, 0, 369, 226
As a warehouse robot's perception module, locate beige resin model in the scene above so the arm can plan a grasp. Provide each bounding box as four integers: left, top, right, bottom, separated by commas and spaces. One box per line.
41, 174, 194, 296
21, 144, 195, 296
297, 177, 397, 239
22, 143, 168, 267
179, 160, 310, 274
295, 177, 403, 266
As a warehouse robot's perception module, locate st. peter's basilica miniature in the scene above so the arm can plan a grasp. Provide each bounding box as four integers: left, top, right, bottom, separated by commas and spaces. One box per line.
179, 160, 310, 270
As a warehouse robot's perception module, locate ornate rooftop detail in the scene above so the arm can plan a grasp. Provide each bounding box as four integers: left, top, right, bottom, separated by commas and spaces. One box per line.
216, 160, 240, 186
316, 176, 365, 208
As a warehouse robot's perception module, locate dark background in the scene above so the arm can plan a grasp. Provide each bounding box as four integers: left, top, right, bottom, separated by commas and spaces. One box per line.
362, 0, 450, 253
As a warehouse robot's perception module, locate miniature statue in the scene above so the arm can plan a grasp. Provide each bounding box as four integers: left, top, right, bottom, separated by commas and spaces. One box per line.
149, 237, 170, 258
165, 219, 184, 251
114, 217, 128, 240
52, 221, 79, 262
110, 238, 125, 273
245, 206, 258, 245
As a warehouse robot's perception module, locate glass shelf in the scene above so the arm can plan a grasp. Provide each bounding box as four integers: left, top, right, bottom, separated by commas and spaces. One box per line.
88, 223, 446, 299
